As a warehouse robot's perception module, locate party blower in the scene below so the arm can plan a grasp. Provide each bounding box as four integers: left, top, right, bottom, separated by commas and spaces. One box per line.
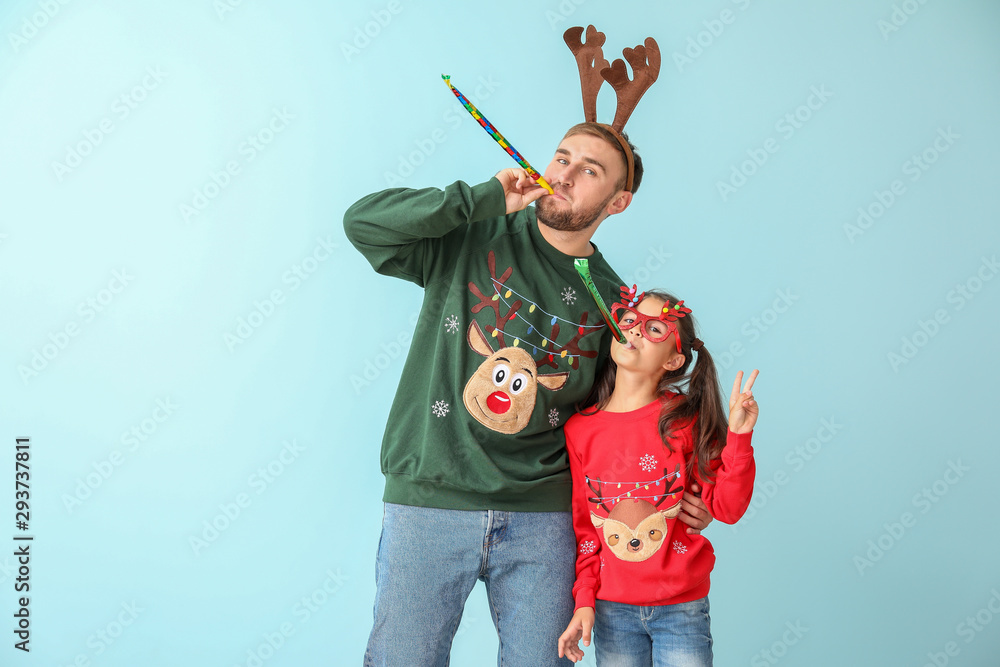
442, 74, 554, 194
573, 259, 628, 344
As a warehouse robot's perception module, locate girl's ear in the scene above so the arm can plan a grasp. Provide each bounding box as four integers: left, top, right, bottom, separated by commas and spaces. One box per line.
661, 350, 685, 372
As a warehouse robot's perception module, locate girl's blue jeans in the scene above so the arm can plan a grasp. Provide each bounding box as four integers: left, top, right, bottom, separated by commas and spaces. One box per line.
594, 597, 713, 667
363, 502, 576, 666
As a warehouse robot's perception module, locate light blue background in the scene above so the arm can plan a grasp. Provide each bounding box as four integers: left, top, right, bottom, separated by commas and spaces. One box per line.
2, 0, 999, 665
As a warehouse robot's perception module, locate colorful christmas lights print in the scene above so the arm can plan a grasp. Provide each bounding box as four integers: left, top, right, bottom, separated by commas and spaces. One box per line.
585, 468, 682, 506
489, 277, 604, 361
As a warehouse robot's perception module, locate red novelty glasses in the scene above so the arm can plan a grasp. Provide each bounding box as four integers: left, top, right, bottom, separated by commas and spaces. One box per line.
611, 302, 683, 352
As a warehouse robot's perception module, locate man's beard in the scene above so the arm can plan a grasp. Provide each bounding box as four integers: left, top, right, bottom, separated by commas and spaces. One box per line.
536, 189, 616, 232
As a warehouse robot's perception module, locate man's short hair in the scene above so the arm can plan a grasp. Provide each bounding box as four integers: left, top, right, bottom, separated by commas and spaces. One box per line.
562, 122, 644, 194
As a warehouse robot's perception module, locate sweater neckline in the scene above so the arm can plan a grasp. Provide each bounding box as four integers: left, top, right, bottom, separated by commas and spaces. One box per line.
526, 207, 607, 269
591, 393, 678, 421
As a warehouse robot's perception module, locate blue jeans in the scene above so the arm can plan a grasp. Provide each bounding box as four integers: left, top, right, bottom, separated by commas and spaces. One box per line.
364, 503, 576, 666
594, 598, 713, 667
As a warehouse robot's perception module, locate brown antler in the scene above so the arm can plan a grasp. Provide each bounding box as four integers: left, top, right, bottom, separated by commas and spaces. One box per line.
653, 465, 683, 507
563, 25, 610, 123
537, 311, 603, 371
468, 251, 521, 347
586, 475, 612, 513
601, 37, 661, 132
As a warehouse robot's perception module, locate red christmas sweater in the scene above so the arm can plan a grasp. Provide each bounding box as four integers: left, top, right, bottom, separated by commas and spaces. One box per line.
565, 395, 755, 610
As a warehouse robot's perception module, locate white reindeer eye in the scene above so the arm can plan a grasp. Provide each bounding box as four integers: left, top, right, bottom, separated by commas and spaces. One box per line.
509, 373, 529, 395
492, 365, 510, 387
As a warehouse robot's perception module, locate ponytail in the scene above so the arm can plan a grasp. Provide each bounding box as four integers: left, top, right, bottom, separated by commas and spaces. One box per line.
645, 291, 728, 483
658, 343, 728, 483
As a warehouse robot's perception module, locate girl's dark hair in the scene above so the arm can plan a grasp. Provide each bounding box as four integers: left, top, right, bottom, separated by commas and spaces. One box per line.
580, 290, 728, 482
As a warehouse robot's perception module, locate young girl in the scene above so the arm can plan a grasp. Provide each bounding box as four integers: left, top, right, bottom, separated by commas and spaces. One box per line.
557, 287, 759, 666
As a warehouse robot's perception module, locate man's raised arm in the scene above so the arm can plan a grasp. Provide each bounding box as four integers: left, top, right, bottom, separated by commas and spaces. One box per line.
343, 179, 505, 286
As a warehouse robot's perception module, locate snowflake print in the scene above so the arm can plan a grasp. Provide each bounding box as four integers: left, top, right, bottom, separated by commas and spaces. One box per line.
445, 314, 460, 334
672, 540, 687, 555
579, 540, 597, 556
432, 400, 450, 418
639, 453, 658, 472
548, 408, 560, 427
561, 286, 577, 304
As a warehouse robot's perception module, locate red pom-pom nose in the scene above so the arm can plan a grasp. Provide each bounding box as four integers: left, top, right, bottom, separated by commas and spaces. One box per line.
486, 391, 511, 414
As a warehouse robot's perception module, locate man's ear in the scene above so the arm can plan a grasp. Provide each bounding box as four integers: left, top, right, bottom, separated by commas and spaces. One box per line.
606, 190, 633, 216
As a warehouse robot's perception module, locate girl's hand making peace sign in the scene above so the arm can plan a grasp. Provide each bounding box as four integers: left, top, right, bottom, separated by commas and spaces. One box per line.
728, 369, 759, 434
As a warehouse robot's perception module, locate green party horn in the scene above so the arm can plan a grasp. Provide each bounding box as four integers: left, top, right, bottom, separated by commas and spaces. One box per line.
574, 258, 627, 343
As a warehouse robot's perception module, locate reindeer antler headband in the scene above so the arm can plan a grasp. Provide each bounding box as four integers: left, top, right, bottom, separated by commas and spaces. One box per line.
616, 285, 693, 353
564, 25, 661, 192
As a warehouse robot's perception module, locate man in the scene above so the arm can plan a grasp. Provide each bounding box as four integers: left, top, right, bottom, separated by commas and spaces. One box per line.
345, 122, 713, 666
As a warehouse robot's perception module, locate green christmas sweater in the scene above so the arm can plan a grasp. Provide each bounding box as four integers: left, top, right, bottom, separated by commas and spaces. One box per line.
343, 178, 622, 512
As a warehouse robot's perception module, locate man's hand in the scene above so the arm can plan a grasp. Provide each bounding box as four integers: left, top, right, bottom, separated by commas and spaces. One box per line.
557, 607, 595, 663
678, 481, 713, 535
495, 168, 548, 214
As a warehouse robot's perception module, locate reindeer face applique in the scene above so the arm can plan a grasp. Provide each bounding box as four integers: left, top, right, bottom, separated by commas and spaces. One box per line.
462, 251, 606, 433
463, 321, 569, 434
591, 499, 680, 562
588, 466, 683, 563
